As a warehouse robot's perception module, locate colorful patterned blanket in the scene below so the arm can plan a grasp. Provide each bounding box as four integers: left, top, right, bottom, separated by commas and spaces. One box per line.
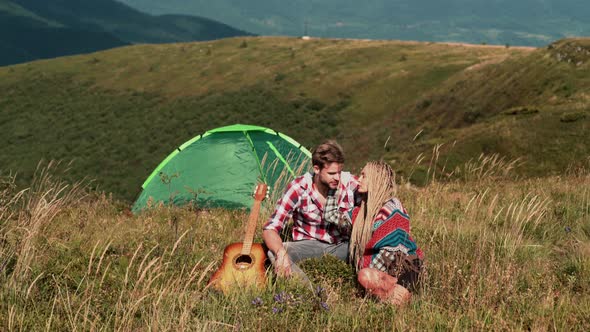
361, 206, 424, 269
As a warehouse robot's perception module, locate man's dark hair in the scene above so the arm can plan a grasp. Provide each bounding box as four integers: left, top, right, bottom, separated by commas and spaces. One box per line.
312, 140, 345, 169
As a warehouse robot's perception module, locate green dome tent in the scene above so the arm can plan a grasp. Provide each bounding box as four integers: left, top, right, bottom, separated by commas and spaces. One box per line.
132, 124, 311, 213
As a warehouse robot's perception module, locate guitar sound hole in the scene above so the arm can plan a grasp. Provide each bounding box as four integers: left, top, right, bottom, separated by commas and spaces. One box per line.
236, 255, 252, 264
234, 255, 253, 270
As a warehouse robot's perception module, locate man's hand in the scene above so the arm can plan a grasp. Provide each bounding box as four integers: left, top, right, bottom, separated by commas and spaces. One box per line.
274, 248, 292, 277
263, 229, 292, 277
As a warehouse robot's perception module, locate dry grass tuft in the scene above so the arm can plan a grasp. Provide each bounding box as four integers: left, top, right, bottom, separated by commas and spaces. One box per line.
0, 159, 589, 330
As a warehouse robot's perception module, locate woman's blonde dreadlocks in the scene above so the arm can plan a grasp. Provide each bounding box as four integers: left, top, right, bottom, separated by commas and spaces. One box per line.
349, 161, 397, 272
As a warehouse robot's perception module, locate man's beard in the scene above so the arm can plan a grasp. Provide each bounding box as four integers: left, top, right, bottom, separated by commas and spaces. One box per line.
320, 177, 338, 190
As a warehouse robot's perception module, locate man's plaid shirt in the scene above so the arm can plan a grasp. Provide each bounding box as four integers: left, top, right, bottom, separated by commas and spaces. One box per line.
263, 172, 358, 244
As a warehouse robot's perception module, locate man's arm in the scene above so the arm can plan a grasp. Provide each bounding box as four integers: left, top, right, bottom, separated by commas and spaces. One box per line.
262, 179, 301, 277
262, 229, 291, 276
262, 228, 286, 254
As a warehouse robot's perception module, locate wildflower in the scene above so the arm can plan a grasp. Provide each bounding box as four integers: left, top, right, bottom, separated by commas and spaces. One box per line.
565, 226, 572, 233
315, 285, 325, 296
272, 307, 282, 314
251, 297, 263, 306
274, 291, 288, 303
320, 302, 329, 311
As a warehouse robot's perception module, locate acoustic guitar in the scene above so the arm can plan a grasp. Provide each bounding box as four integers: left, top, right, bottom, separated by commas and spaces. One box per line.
208, 183, 268, 293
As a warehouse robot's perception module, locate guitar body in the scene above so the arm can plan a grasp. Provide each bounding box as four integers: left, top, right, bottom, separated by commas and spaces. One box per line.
209, 242, 267, 293
208, 183, 269, 294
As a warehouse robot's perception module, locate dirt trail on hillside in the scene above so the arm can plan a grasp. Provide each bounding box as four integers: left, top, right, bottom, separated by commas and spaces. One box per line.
442, 41, 537, 51
445, 42, 537, 71
323, 37, 539, 51
464, 55, 509, 71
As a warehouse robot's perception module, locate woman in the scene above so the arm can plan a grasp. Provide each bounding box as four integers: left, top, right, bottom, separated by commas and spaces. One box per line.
348, 161, 423, 306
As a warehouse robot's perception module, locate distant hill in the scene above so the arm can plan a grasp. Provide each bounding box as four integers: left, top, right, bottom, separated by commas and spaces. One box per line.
0, 37, 588, 201
118, 0, 590, 46
0, 12, 129, 65
0, 0, 253, 66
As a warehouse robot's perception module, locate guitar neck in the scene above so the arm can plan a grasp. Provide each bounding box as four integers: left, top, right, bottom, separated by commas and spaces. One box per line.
240, 199, 262, 255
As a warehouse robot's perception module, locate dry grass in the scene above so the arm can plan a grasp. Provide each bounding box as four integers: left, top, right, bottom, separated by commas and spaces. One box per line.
0, 159, 589, 330
5, 161, 89, 285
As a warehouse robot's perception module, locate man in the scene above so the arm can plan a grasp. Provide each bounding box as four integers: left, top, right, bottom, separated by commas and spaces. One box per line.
262, 140, 358, 282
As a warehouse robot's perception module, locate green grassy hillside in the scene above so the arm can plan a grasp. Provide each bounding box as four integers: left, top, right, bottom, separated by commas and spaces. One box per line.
0, 36, 589, 201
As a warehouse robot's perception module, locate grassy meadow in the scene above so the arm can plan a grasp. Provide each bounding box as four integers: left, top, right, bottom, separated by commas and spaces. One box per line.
0, 157, 589, 331
1, 35, 589, 330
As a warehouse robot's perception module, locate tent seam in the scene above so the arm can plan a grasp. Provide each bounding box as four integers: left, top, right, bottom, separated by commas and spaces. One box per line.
244, 131, 267, 184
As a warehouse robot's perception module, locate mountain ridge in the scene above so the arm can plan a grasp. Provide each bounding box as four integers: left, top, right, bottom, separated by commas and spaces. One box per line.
118, 0, 590, 46
0, 0, 252, 66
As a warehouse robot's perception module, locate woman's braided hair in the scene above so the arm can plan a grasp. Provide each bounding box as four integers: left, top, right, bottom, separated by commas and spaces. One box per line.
349, 161, 397, 272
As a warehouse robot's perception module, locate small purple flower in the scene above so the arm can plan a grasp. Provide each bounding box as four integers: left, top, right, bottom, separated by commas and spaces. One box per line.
320, 302, 329, 311
272, 307, 282, 314
565, 226, 572, 233
274, 292, 288, 303
251, 297, 263, 306
315, 286, 325, 296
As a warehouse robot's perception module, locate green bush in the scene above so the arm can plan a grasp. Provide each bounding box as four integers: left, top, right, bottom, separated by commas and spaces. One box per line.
305, 99, 326, 111
560, 111, 587, 123
463, 108, 481, 124
274, 73, 287, 82
502, 106, 540, 115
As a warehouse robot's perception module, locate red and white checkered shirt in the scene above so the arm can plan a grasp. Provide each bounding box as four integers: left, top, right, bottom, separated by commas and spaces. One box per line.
264, 172, 359, 244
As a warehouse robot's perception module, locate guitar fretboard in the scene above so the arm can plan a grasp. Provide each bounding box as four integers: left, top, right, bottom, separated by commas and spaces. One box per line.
240, 184, 266, 255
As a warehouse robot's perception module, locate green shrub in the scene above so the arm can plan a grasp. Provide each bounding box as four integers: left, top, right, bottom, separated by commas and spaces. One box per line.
560, 111, 587, 123
416, 99, 432, 110
502, 106, 540, 115
305, 99, 326, 111
274, 73, 287, 82
463, 108, 481, 124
